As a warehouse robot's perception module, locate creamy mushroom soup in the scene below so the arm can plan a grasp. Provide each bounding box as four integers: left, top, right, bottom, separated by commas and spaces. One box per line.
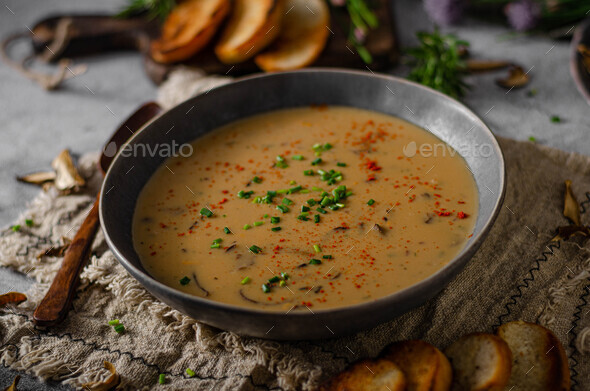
133, 106, 478, 311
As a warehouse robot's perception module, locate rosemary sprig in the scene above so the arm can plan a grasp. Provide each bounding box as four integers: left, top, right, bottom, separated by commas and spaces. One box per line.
116, 0, 176, 20
406, 29, 470, 100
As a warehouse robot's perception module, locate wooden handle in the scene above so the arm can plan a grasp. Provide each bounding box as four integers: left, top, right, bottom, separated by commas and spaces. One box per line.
33, 196, 100, 326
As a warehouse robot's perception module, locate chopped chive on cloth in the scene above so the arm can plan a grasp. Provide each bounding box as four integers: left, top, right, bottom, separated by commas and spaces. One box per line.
1, 69, 590, 390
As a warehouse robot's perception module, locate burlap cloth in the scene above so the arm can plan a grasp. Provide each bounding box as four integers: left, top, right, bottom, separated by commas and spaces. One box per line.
2, 69, 590, 390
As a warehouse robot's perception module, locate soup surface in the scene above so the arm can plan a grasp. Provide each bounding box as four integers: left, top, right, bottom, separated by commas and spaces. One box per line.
133, 106, 478, 311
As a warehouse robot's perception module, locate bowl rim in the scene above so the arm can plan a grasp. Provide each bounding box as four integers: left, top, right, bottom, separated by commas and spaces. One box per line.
100, 68, 506, 319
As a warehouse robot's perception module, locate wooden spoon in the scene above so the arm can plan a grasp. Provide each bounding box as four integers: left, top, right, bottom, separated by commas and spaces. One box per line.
33, 102, 162, 327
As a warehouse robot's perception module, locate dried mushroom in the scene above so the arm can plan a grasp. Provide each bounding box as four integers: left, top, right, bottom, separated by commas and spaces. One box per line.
496, 66, 530, 89
0, 292, 27, 308
81, 361, 120, 391
466, 59, 511, 72
3, 375, 19, 391
37, 237, 72, 259
52, 149, 86, 193
17, 149, 85, 194
552, 180, 590, 242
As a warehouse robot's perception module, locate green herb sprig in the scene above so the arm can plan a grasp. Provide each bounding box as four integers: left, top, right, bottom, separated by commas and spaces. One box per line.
407, 29, 470, 100
117, 0, 176, 20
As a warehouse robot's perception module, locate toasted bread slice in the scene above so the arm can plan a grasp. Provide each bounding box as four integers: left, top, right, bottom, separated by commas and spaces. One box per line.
215, 0, 284, 64
445, 333, 512, 391
254, 0, 330, 71
322, 358, 406, 391
497, 321, 570, 391
151, 0, 230, 63
381, 340, 452, 391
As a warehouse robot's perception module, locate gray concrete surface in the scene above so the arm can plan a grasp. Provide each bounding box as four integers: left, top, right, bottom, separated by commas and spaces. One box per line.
1, 0, 589, 388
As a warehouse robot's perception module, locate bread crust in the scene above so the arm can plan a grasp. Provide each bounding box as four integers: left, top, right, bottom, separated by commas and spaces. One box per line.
381, 340, 452, 391
497, 321, 570, 391
445, 332, 512, 391
320, 358, 406, 391
215, 0, 285, 64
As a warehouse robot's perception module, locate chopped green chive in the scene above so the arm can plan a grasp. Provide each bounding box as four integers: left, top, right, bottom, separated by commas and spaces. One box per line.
249, 245, 262, 254
241, 276, 251, 285
180, 276, 191, 285
303, 169, 314, 176
288, 185, 303, 194
316, 207, 327, 214
292, 155, 304, 160
263, 213, 269, 218
336, 162, 346, 167
301, 205, 310, 212
309, 259, 322, 265
275, 155, 288, 168
213, 238, 222, 243
25, 219, 33, 227
320, 196, 333, 207
551, 115, 561, 123
268, 276, 280, 283
314, 215, 320, 223
311, 158, 322, 166
313, 244, 321, 253
253, 221, 264, 227
262, 284, 271, 293
237, 190, 254, 199
252, 176, 262, 183
114, 324, 125, 333
346, 191, 353, 197
282, 198, 294, 206
108, 319, 120, 326
243, 224, 251, 230
280, 272, 289, 280
159, 374, 166, 384
11, 225, 20, 232
271, 227, 282, 232
223, 227, 231, 234
367, 199, 375, 206
307, 199, 317, 206
279, 280, 287, 287
276, 188, 289, 194
277, 205, 289, 213
528, 136, 537, 143
270, 216, 280, 224
323, 255, 333, 259
297, 215, 309, 221
200, 208, 213, 217
211, 238, 222, 248
186, 368, 196, 378
312, 186, 323, 192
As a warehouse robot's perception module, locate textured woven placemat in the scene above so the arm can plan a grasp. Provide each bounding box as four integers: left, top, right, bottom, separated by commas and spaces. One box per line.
1, 69, 590, 390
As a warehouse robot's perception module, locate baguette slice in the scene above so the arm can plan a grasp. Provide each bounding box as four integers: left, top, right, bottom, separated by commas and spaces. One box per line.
445, 333, 512, 391
381, 340, 452, 391
497, 321, 570, 391
214, 0, 284, 64
321, 358, 406, 391
150, 0, 230, 63
254, 0, 330, 71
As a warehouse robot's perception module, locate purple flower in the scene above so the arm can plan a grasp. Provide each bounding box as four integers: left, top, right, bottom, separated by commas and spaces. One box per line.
423, 0, 466, 26
505, 0, 541, 31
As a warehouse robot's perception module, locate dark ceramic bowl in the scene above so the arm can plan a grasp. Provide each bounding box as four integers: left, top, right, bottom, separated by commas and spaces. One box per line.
99, 69, 505, 340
